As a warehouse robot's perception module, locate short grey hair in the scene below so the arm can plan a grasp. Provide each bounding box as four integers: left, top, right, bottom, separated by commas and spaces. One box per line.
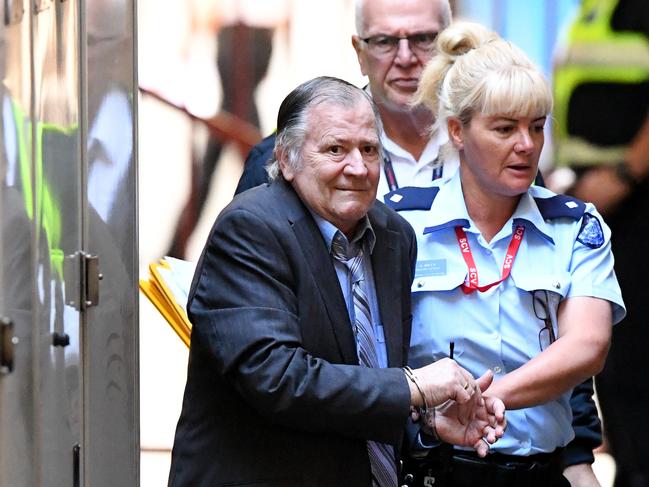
266, 76, 383, 180
354, 0, 452, 36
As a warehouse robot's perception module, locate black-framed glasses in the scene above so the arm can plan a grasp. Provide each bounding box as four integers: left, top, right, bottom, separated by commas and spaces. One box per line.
532, 290, 559, 350
360, 32, 438, 57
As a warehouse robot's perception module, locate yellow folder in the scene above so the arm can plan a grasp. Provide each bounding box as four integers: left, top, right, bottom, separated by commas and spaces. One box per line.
139, 257, 195, 347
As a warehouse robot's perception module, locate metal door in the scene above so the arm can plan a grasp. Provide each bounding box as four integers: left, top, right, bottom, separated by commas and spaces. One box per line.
33, 0, 83, 485
82, 0, 138, 484
0, 1, 37, 485
0, 0, 138, 485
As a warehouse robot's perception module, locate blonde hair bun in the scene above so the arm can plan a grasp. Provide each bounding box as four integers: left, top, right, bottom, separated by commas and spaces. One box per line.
415, 20, 552, 139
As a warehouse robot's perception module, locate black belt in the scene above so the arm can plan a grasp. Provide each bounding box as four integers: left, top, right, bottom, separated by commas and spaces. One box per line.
454, 447, 562, 466
402, 446, 569, 487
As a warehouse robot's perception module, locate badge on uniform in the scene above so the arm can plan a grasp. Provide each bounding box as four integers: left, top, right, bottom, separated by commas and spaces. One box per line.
416, 259, 447, 277
577, 213, 604, 249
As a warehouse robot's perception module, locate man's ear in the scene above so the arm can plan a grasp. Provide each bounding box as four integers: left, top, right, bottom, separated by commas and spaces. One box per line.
351, 36, 368, 76
447, 117, 464, 150
276, 148, 295, 181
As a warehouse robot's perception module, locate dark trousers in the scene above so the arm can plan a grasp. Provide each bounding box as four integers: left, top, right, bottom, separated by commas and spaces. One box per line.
403, 447, 570, 487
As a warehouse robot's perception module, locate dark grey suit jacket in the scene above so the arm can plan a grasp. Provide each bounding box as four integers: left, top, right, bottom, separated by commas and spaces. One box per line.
168, 178, 417, 486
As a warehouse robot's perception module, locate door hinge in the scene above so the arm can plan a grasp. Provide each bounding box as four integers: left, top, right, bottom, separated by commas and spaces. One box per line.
64, 251, 102, 311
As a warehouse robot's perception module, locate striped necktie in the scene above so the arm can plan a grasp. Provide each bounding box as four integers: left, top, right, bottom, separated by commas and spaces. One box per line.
331, 233, 398, 487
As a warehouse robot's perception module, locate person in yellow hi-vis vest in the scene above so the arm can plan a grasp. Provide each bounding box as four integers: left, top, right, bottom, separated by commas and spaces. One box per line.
552, 1, 649, 486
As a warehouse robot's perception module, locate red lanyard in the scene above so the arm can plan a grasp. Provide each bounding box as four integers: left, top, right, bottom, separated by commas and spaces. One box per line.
454, 225, 525, 294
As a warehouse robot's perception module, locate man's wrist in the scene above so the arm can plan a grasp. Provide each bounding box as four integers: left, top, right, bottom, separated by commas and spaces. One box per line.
403, 366, 428, 409
403, 367, 439, 441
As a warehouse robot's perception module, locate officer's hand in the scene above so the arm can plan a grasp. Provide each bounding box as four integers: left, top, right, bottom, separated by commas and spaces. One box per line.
477, 370, 506, 433
434, 371, 506, 457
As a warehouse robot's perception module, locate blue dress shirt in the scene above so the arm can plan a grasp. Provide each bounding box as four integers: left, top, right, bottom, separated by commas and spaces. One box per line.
396, 171, 625, 456
311, 212, 388, 369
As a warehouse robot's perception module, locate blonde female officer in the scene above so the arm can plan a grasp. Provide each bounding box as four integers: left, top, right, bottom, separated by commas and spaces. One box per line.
387, 22, 625, 486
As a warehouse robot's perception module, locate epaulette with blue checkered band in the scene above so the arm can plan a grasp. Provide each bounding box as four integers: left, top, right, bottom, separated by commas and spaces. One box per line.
533, 194, 586, 221
383, 186, 440, 211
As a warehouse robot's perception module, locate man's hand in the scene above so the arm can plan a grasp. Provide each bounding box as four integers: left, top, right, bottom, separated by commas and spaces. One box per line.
563, 463, 601, 487
412, 358, 479, 407
434, 370, 507, 457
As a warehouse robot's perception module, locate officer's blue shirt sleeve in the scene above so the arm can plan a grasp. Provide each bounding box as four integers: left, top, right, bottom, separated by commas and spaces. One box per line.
388, 172, 625, 457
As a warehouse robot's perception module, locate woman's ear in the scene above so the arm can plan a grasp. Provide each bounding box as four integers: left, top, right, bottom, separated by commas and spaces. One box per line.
447, 117, 464, 150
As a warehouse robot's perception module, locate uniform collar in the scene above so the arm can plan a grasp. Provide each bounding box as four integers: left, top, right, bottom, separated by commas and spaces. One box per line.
422, 171, 555, 245
512, 189, 555, 245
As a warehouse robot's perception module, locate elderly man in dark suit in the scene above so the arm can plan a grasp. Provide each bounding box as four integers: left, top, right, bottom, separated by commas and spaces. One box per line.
168, 76, 505, 487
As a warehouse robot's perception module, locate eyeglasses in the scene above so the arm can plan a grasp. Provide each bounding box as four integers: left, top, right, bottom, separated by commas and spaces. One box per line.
360, 32, 438, 57
532, 290, 559, 351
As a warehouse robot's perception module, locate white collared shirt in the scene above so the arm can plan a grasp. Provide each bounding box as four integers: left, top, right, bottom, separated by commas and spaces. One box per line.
376, 129, 460, 199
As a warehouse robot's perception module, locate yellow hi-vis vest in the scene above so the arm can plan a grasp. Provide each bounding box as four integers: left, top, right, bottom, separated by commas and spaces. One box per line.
553, 0, 649, 167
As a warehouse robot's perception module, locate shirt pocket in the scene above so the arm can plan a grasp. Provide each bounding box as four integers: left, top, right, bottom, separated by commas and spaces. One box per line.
410, 270, 469, 366
511, 272, 571, 346
411, 267, 467, 292
511, 272, 570, 297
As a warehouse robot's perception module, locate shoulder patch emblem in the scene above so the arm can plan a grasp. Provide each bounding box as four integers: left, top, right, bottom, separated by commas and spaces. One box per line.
577, 213, 604, 249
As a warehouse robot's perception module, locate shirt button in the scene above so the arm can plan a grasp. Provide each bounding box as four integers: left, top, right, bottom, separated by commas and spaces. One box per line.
552, 281, 561, 290
493, 366, 502, 374
417, 280, 424, 288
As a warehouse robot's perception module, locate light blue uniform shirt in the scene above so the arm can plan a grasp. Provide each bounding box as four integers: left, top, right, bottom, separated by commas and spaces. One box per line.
392, 171, 625, 455
310, 212, 388, 369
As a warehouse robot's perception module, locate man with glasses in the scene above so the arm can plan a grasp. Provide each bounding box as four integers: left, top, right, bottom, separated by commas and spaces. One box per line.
349, 0, 456, 197
234, 1, 603, 485
236, 0, 457, 195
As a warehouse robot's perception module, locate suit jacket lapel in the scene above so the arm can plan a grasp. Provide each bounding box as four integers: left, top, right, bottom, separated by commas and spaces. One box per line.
369, 206, 404, 368
274, 180, 359, 365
